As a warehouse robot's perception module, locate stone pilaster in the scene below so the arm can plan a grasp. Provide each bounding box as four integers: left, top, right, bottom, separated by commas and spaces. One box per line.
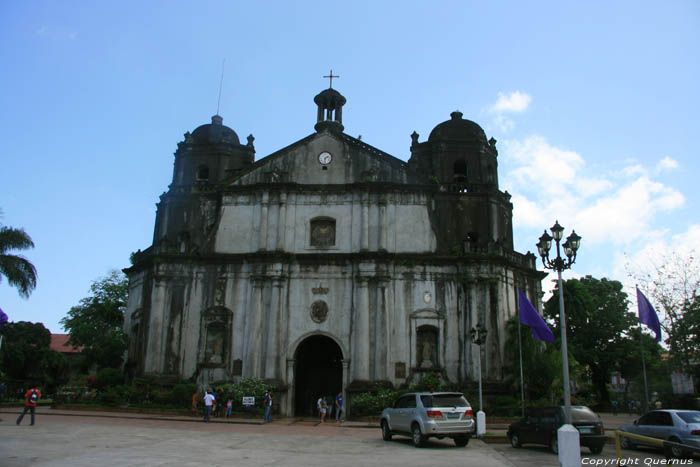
277, 192, 287, 251
378, 198, 387, 252
353, 277, 370, 380
259, 192, 269, 251
360, 194, 369, 251
248, 278, 265, 377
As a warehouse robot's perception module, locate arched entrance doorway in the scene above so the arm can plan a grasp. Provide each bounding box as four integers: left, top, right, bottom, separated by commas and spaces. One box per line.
294, 335, 343, 416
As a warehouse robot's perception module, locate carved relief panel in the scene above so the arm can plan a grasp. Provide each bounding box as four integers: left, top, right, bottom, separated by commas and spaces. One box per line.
310, 217, 336, 247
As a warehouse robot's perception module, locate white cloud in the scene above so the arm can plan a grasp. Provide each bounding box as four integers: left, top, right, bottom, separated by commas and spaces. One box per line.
503, 135, 686, 253
491, 91, 532, 113
493, 114, 515, 133
656, 156, 679, 172
574, 177, 684, 244
612, 224, 700, 307
486, 91, 532, 133
503, 136, 584, 198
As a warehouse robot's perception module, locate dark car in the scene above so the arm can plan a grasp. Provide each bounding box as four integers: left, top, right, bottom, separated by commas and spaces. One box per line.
507, 405, 606, 454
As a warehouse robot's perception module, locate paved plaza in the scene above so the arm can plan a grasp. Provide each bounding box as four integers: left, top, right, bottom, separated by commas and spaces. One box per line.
0, 408, 689, 467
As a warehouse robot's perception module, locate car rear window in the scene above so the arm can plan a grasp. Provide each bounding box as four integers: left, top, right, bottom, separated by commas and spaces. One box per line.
570, 407, 600, 423
421, 394, 469, 408
677, 411, 700, 423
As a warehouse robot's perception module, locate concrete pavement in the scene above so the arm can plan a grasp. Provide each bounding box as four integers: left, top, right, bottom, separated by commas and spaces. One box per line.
1, 410, 516, 467
0, 406, 641, 438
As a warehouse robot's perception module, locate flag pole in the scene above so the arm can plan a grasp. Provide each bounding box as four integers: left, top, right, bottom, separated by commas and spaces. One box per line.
637, 286, 650, 412
640, 323, 649, 412
517, 290, 525, 417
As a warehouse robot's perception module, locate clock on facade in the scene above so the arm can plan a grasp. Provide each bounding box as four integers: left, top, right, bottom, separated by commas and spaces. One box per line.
318, 151, 332, 165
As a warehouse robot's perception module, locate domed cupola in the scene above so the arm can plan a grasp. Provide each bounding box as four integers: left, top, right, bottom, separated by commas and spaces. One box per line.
314, 88, 346, 133
170, 114, 254, 189
428, 111, 487, 144
408, 111, 499, 192
190, 115, 241, 145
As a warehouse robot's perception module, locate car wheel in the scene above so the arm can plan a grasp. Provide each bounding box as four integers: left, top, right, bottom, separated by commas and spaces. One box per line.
412, 424, 426, 448
510, 433, 522, 448
666, 437, 686, 459
454, 435, 470, 447
381, 420, 392, 441
550, 436, 559, 454
589, 445, 603, 455
620, 436, 634, 450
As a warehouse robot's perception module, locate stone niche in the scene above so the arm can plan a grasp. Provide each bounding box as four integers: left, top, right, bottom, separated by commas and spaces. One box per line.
199, 306, 233, 368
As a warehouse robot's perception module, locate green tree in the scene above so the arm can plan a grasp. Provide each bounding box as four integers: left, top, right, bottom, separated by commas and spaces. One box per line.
544, 276, 637, 404
673, 295, 700, 382
0, 219, 37, 298
60, 270, 129, 370
617, 328, 670, 408
0, 321, 69, 392
628, 251, 700, 378
503, 317, 584, 405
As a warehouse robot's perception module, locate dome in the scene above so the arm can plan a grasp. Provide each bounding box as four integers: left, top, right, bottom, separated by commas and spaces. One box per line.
313, 88, 347, 107
191, 115, 240, 145
428, 111, 487, 144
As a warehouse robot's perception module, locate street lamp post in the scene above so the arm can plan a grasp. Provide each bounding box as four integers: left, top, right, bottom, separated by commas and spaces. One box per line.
469, 323, 487, 436
536, 221, 581, 426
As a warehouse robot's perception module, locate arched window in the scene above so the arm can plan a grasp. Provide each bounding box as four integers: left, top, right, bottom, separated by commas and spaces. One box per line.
453, 159, 467, 183
197, 165, 210, 181
310, 217, 336, 247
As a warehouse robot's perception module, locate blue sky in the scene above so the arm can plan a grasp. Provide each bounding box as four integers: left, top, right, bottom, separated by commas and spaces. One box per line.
2, 1, 699, 333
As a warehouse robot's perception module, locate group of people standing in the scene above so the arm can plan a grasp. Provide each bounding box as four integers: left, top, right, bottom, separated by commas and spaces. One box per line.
316, 392, 343, 423
198, 388, 274, 423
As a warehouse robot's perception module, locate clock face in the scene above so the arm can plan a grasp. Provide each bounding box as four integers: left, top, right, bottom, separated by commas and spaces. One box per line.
318, 151, 332, 165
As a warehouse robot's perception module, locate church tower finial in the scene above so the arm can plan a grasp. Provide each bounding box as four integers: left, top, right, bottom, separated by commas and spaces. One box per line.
313, 84, 346, 133
323, 69, 339, 89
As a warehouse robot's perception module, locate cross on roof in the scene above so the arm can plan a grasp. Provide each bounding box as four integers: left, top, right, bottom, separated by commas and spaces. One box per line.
323, 69, 339, 89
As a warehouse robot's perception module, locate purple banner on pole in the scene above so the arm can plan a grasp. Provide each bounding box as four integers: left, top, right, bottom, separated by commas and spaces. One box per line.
0, 307, 8, 331
637, 287, 662, 342
518, 289, 555, 342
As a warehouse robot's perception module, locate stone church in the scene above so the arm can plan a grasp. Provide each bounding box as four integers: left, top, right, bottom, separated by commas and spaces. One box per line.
124, 85, 545, 416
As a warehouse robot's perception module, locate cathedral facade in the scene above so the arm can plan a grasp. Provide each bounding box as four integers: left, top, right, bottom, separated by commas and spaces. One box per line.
124, 87, 544, 416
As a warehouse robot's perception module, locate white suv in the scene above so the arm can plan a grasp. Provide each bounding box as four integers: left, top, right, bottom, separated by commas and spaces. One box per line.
380, 392, 475, 447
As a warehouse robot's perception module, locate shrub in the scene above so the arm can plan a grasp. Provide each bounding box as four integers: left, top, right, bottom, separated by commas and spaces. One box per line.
352, 389, 398, 416
411, 372, 442, 392
97, 385, 129, 406
171, 382, 197, 407
97, 368, 123, 387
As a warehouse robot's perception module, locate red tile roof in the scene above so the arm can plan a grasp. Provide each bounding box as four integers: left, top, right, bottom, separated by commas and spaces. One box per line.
50, 334, 82, 353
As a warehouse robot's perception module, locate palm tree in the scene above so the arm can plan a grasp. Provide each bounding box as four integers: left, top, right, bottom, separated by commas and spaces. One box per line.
0, 223, 37, 298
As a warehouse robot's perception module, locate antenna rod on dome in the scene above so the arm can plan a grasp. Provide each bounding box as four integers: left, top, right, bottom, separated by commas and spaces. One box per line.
216, 59, 226, 116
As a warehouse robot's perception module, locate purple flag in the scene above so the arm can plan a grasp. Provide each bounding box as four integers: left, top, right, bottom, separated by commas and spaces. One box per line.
518, 289, 555, 342
0, 307, 8, 331
637, 287, 662, 342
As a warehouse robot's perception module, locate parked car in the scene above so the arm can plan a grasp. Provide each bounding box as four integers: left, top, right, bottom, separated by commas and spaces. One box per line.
380, 392, 475, 447
618, 409, 700, 458
507, 405, 606, 454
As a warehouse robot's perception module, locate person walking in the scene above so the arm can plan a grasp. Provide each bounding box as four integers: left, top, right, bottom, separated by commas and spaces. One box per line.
203, 388, 215, 423
16, 385, 41, 426
0, 380, 6, 404
320, 396, 328, 423
335, 392, 344, 422
191, 391, 199, 416
264, 391, 273, 423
